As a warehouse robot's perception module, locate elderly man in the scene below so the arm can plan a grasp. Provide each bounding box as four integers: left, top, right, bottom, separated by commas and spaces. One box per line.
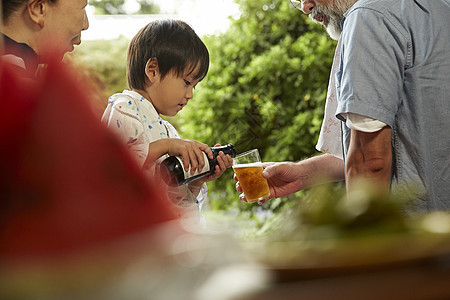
236, 0, 450, 213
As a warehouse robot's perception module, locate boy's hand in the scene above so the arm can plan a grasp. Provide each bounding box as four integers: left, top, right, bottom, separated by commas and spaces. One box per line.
167, 139, 213, 174
200, 146, 233, 183
188, 144, 234, 197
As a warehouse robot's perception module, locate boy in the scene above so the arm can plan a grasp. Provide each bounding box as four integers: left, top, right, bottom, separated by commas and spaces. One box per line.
102, 19, 233, 226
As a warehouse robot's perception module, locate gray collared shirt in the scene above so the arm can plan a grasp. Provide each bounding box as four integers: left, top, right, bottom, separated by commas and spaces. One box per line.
336, 0, 450, 212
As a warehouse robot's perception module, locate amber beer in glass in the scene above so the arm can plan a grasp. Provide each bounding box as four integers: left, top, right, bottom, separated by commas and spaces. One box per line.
233, 149, 270, 203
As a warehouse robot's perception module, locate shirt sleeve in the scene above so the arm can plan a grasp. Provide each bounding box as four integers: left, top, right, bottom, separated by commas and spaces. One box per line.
342, 112, 387, 133
102, 97, 149, 166
336, 7, 408, 128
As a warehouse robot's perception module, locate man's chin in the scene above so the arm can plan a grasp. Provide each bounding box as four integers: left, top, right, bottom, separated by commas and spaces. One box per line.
326, 26, 341, 41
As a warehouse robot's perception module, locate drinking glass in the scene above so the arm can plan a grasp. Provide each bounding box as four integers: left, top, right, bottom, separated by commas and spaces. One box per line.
233, 149, 270, 203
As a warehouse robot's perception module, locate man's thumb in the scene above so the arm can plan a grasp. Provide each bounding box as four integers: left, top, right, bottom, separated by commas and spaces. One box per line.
262, 165, 272, 178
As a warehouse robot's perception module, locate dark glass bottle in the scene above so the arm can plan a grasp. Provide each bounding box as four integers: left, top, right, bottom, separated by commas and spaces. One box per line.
160, 144, 236, 186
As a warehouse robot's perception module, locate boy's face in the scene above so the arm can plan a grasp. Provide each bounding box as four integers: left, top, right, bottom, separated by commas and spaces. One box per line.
149, 64, 202, 117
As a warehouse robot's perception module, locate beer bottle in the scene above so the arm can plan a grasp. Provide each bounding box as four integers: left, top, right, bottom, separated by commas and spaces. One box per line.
160, 144, 236, 186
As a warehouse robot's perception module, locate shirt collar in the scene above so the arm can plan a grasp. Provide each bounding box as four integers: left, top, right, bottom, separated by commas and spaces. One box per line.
122, 90, 162, 120
1, 33, 39, 74
341, 1, 359, 28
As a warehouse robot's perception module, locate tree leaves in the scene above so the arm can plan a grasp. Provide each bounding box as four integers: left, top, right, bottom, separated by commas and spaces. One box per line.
180, 0, 337, 211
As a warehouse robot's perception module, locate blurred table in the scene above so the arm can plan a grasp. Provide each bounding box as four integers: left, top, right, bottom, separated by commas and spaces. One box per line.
234, 253, 450, 300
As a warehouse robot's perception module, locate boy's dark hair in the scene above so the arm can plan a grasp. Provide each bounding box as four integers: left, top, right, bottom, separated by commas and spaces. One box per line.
2, 0, 58, 23
127, 19, 209, 90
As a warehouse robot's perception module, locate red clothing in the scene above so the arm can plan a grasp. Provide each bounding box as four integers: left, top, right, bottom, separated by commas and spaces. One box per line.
0, 54, 179, 261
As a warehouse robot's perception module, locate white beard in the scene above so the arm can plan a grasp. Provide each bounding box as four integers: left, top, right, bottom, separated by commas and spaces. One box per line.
311, 0, 356, 40
326, 23, 342, 41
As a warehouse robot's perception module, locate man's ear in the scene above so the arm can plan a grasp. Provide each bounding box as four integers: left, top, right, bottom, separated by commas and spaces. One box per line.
145, 57, 159, 83
27, 0, 47, 28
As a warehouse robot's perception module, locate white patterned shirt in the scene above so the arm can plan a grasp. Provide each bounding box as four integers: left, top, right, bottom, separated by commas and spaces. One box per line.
102, 90, 207, 222
315, 37, 343, 159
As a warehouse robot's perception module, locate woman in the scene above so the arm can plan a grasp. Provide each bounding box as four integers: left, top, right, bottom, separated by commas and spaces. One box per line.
0, 0, 185, 268
1, 0, 89, 74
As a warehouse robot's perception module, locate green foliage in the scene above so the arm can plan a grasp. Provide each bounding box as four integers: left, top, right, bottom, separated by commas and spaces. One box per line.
90, 0, 160, 15
66, 36, 130, 111
262, 181, 411, 243
136, 0, 161, 14
179, 0, 337, 211
90, 0, 127, 14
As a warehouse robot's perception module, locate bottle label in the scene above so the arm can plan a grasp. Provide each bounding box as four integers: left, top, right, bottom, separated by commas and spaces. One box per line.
175, 152, 210, 180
